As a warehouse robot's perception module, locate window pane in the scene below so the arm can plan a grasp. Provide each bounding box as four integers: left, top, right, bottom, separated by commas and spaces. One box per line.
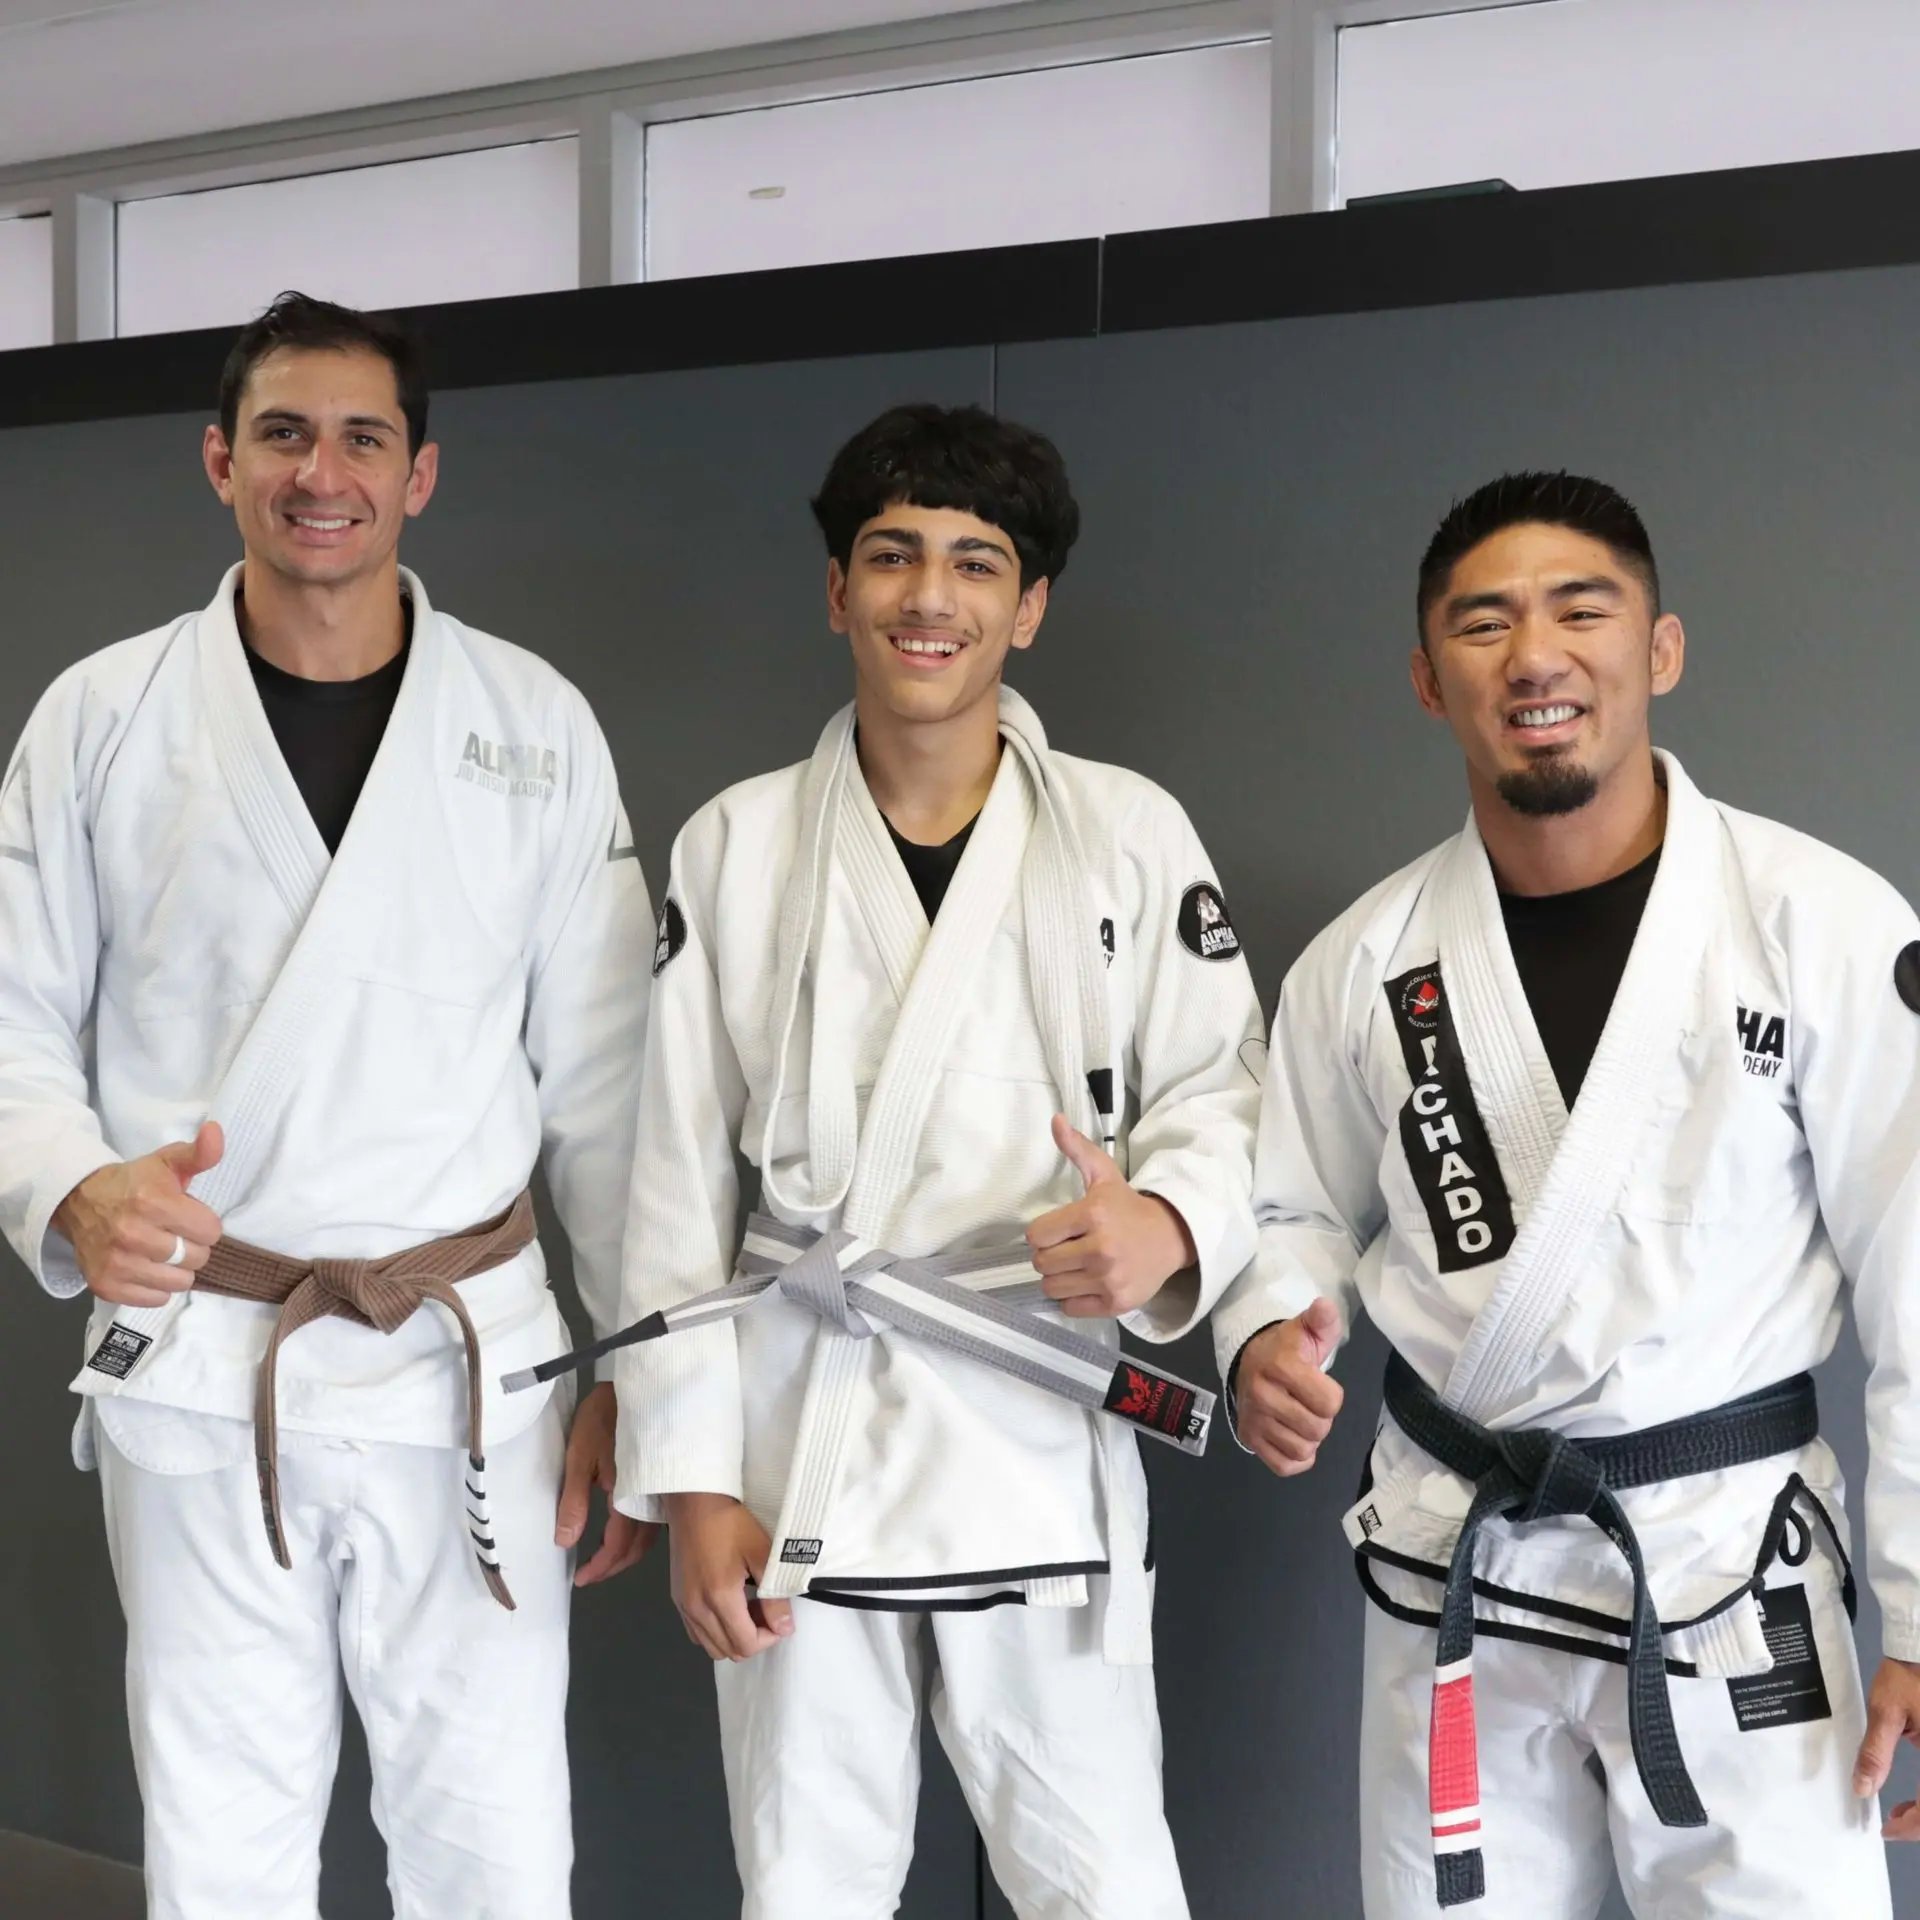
1339, 0, 1920, 203
0, 214, 53, 351
116, 140, 578, 338
645, 43, 1270, 281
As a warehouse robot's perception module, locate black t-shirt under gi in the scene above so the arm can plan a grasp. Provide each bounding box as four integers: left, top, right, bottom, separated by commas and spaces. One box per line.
885, 813, 980, 922
243, 604, 411, 855
1497, 845, 1662, 1106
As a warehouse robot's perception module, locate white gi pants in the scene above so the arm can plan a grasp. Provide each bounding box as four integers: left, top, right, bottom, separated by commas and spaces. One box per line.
99, 1396, 573, 1920
1359, 1558, 1891, 1919
714, 1588, 1188, 1920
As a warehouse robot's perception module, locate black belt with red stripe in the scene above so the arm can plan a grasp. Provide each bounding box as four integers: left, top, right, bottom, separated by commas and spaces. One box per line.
1380, 1352, 1824, 1909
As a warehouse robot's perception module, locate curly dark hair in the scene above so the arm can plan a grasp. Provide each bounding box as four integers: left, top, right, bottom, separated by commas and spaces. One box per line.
810, 403, 1080, 588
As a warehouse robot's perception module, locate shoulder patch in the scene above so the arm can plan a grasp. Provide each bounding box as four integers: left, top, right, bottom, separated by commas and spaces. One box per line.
1178, 881, 1241, 961
652, 898, 687, 976
1897, 942, 1920, 1014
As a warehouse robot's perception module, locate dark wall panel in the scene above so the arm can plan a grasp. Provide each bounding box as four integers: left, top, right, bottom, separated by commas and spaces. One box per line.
6, 257, 1920, 1920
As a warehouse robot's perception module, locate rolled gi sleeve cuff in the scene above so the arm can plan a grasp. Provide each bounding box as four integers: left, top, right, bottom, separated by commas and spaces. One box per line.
1879, 1610, 1920, 1665
25, 1135, 120, 1300
1209, 1279, 1330, 1392
1128, 1161, 1254, 1343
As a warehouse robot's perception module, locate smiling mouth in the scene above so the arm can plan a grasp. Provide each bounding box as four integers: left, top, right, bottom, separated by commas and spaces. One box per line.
891, 633, 962, 660
1508, 702, 1584, 731
286, 513, 358, 533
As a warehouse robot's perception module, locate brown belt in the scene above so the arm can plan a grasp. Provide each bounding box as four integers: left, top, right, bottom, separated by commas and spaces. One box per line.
195, 1191, 537, 1611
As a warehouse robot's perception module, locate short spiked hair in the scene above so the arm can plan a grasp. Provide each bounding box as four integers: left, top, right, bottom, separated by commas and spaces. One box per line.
1417, 471, 1660, 640
810, 403, 1081, 588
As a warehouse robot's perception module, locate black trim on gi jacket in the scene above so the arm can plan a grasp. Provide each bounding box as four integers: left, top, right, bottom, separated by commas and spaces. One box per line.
16, 144, 1920, 430
811, 1556, 1110, 1593
810, 1589, 1035, 1616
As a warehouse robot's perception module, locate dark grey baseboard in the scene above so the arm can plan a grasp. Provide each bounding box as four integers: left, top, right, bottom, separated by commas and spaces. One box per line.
0, 1829, 143, 1919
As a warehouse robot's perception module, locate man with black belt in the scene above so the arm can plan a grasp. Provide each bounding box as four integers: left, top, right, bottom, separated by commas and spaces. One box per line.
0, 293, 652, 1915
1215, 471, 1920, 1916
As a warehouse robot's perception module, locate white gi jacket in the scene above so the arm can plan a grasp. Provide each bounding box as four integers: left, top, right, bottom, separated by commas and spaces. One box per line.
0, 566, 650, 1465
614, 689, 1261, 1658
1213, 753, 1920, 1672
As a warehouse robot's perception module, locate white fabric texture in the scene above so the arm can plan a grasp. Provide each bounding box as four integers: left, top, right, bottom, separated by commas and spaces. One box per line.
715, 1590, 1187, 1920
99, 1397, 575, 1920
1359, 1557, 1889, 1919
615, 688, 1261, 1648
1213, 753, 1920, 1655
0, 565, 652, 1450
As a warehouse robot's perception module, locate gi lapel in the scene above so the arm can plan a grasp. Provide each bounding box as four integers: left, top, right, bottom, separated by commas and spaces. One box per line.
84, 569, 438, 1378
840, 751, 1031, 1240
190, 567, 439, 1219
838, 762, 932, 1007
1441, 753, 1717, 1423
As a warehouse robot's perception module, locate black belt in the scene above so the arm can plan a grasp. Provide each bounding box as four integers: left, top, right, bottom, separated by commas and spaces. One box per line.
1380, 1351, 1823, 1909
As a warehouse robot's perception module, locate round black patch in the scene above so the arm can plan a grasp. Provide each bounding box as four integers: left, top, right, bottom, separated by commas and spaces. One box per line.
652, 898, 687, 977
1895, 940, 1920, 1014
1177, 882, 1241, 961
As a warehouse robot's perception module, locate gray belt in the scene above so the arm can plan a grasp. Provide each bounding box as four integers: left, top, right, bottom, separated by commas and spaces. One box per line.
504, 1212, 1214, 1457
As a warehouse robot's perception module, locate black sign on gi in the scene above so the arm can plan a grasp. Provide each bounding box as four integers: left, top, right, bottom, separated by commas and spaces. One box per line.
1727, 1584, 1833, 1732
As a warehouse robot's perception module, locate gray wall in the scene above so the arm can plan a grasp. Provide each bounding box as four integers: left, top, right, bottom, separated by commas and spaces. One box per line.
4, 260, 1920, 1916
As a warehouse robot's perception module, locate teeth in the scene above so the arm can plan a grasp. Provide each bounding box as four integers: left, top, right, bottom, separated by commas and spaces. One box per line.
1513, 704, 1580, 727
293, 516, 352, 530
895, 636, 959, 656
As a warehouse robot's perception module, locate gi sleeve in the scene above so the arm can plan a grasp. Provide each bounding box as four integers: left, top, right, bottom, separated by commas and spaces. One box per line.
0, 674, 122, 1297
1210, 919, 1389, 1419
523, 690, 653, 1368
1790, 862, 1920, 1660
1116, 789, 1264, 1344
611, 805, 750, 1521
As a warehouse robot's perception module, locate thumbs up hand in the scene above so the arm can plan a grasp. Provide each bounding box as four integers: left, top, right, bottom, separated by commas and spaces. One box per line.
1025, 1112, 1198, 1318
52, 1121, 226, 1308
1234, 1298, 1347, 1480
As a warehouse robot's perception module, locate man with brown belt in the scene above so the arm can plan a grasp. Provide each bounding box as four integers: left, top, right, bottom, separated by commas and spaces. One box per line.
0, 292, 652, 1918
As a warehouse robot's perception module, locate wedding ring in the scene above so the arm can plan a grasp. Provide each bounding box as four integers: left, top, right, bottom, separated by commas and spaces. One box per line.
165, 1234, 187, 1267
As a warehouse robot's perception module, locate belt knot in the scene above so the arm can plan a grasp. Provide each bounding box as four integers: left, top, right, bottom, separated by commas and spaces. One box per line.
774, 1232, 877, 1338
1496, 1428, 1605, 1522
306, 1256, 426, 1336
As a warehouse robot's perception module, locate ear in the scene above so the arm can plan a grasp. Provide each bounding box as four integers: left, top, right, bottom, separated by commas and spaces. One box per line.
1409, 638, 1447, 720
404, 440, 440, 518
1649, 611, 1685, 697
203, 424, 236, 506
826, 557, 851, 634
1009, 574, 1050, 654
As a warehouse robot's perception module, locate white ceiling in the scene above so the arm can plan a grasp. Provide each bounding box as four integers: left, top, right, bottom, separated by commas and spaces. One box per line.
0, 0, 1017, 170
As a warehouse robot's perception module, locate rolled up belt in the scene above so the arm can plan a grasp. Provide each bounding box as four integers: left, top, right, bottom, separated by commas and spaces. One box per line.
195, 1192, 537, 1611
506, 1212, 1214, 1455
1380, 1351, 1823, 1909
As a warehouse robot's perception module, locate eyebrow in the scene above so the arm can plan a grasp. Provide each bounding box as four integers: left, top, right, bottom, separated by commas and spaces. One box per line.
1444, 576, 1626, 623
857, 526, 1014, 564
249, 408, 398, 433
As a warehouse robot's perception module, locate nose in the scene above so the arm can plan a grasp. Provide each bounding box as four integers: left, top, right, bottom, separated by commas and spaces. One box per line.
295, 436, 349, 498
1504, 609, 1574, 689
898, 558, 957, 620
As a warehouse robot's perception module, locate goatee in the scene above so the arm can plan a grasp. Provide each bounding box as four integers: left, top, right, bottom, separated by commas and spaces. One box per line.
1496, 758, 1599, 817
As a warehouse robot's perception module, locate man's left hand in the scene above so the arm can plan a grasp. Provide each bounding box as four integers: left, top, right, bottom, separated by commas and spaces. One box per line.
556, 1381, 658, 1587
1025, 1113, 1196, 1318
1853, 1655, 1920, 1836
